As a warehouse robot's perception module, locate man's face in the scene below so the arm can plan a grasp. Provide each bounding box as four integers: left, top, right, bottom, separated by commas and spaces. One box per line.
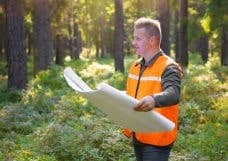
132, 28, 152, 57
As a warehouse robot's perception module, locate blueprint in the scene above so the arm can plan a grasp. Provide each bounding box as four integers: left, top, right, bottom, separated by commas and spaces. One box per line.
64, 67, 175, 133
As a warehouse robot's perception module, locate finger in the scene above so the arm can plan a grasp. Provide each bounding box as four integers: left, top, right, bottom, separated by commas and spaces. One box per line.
140, 103, 152, 112
134, 101, 144, 111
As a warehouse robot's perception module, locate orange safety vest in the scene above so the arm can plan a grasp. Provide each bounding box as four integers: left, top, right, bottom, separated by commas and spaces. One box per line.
124, 54, 182, 146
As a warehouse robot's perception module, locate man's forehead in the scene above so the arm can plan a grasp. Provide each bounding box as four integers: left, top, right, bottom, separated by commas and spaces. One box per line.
134, 28, 147, 36
134, 27, 146, 32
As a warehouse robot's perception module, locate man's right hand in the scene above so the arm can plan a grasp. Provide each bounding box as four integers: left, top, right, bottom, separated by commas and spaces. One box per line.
134, 96, 155, 112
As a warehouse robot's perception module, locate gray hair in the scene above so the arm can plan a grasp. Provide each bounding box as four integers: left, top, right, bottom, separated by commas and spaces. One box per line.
134, 18, 162, 42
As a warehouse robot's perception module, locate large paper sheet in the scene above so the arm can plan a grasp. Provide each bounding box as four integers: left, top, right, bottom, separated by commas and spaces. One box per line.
64, 67, 175, 133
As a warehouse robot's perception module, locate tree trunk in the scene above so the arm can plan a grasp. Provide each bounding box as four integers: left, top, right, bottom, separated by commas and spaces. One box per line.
174, 9, 180, 62
114, 0, 124, 72
67, 15, 74, 59
157, 0, 170, 55
221, 25, 228, 66
99, 16, 107, 58
0, 10, 5, 59
6, 0, 27, 89
178, 0, 188, 67
72, 23, 82, 59
199, 35, 209, 62
100, 31, 105, 58
55, 34, 64, 66
95, 39, 100, 58
106, 29, 114, 57
33, 0, 52, 75
188, 34, 208, 63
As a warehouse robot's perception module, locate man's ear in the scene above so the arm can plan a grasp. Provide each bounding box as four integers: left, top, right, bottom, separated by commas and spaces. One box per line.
149, 36, 156, 45
150, 36, 159, 46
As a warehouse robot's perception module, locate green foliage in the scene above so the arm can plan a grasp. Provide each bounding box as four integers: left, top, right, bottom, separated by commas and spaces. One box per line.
176, 53, 228, 160
206, 0, 228, 31
22, 65, 67, 113
0, 105, 51, 137
12, 151, 56, 161
107, 71, 127, 90
188, 1, 209, 41
200, 14, 211, 33
0, 61, 7, 76
0, 87, 22, 105
175, 124, 227, 161
32, 118, 134, 161
0, 76, 23, 106
0, 55, 227, 160
180, 54, 227, 128
78, 61, 114, 88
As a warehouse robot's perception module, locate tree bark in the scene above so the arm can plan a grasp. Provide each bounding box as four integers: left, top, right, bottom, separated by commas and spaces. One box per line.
67, 15, 75, 59
33, 0, 53, 74
55, 34, 64, 66
99, 15, 108, 58
221, 25, 228, 66
0, 10, 5, 59
72, 23, 82, 59
178, 0, 188, 67
6, 0, 27, 89
114, 0, 124, 72
199, 35, 209, 62
188, 34, 208, 63
174, 9, 180, 62
157, 0, 170, 55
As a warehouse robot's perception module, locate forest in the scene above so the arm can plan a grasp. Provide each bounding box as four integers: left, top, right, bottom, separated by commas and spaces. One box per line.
0, 0, 227, 160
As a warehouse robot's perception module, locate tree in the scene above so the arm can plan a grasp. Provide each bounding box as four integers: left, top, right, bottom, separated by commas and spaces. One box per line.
0, 5, 5, 59
66, 11, 82, 60
203, 0, 228, 66
157, 0, 170, 55
198, 35, 209, 62
174, 7, 180, 62
55, 34, 64, 65
5, 0, 27, 89
72, 22, 82, 59
178, 0, 188, 67
114, 0, 124, 72
33, 0, 53, 74
221, 25, 228, 66
188, 1, 209, 62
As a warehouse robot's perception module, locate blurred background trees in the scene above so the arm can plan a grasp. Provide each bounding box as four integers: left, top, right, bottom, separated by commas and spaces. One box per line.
0, 0, 227, 89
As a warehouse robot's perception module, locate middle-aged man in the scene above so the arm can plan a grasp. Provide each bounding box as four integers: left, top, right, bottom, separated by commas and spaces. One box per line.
123, 17, 183, 161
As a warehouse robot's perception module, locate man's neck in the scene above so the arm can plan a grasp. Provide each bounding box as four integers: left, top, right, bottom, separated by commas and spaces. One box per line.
144, 48, 161, 63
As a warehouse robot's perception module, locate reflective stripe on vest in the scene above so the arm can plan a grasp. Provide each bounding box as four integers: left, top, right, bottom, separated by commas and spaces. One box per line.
128, 73, 161, 82
124, 54, 180, 146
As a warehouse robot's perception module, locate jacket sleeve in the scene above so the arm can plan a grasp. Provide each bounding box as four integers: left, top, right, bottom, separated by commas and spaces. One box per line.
152, 64, 182, 107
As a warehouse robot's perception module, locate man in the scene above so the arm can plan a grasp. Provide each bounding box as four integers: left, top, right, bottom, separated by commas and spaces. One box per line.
124, 18, 182, 161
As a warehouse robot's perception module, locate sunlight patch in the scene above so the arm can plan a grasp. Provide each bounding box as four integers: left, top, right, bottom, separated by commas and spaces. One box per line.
79, 62, 114, 78
64, 56, 72, 62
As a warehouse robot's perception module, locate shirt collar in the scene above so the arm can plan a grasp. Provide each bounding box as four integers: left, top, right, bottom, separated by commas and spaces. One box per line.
136, 49, 163, 67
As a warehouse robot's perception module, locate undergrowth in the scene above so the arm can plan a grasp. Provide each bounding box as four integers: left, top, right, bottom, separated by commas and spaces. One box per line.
0, 54, 227, 161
